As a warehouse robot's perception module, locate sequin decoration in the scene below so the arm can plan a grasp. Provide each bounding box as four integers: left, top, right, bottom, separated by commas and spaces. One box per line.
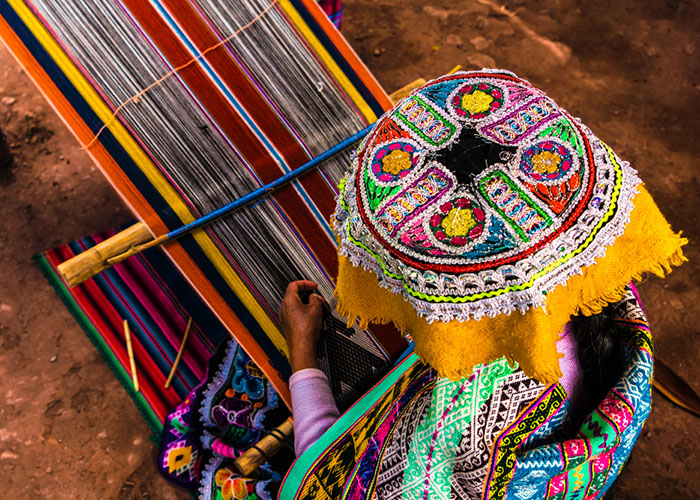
429, 197, 486, 247
481, 97, 557, 145
479, 171, 551, 242
334, 69, 641, 321
375, 166, 453, 235
395, 95, 457, 147
370, 141, 421, 182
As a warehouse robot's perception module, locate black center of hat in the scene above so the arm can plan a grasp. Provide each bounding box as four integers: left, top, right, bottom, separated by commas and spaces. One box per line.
430, 127, 518, 185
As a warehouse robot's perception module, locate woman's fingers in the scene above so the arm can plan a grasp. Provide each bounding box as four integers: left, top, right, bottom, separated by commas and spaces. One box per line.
295, 280, 318, 291
283, 280, 319, 306
308, 293, 323, 305
278, 281, 326, 372
285, 280, 318, 296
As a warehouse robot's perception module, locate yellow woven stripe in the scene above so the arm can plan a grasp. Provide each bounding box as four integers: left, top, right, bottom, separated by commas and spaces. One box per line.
276, 0, 377, 123
7, 0, 193, 223
10, 0, 288, 355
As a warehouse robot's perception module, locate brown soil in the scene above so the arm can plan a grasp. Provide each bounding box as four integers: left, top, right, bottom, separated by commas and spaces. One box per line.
1, 0, 698, 498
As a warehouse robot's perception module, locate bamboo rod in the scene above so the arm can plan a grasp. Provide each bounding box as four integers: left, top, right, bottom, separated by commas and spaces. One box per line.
57, 222, 153, 287
388, 78, 426, 103
234, 417, 294, 477
123, 319, 139, 392
164, 317, 193, 389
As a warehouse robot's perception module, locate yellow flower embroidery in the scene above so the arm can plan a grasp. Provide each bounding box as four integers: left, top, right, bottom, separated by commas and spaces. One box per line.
442, 208, 476, 237
215, 468, 235, 500
232, 478, 251, 499
381, 149, 411, 175
215, 467, 233, 487
461, 90, 493, 115
531, 151, 562, 174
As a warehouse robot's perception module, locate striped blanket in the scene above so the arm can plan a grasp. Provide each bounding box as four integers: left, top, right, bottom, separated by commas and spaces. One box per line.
37, 226, 229, 433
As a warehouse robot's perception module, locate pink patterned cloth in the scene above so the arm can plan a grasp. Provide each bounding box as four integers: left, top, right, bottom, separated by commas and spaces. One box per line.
316, 0, 343, 28
290, 327, 581, 456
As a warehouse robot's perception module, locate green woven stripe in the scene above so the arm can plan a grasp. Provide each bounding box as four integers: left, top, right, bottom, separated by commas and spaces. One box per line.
34, 253, 163, 435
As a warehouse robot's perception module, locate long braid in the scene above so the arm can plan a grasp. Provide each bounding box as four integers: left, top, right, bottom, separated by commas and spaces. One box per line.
570, 304, 624, 415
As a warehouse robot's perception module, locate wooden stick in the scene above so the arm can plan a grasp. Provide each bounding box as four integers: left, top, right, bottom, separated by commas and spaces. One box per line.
106, 233, 169, 267
234, 417, 294, 477
387, 66, 461, 104
164, 317, 193, 389
388, 78, 426, 103
123, 319, 139, 392
57, 222, 153, 287
653, 358, 700, 418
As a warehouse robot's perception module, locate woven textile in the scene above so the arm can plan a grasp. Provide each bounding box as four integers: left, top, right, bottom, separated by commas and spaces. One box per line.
36, 225, 231, 431
40, 229, 293, 497
0, 0, 400, 406
38, 220, 392, 432
158, 338, 293, 499
157, 336, 295, 499
333, 70, 686, 382
279, 285, 653, 500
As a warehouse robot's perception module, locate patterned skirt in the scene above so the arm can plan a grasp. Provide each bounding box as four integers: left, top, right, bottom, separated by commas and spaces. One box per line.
158, 340, 293, 500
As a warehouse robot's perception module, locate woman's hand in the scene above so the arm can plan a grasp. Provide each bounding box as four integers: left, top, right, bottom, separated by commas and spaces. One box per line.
279, 280, 325, 372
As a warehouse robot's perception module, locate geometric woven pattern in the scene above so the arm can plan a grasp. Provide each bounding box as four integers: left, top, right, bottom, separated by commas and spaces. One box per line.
280, 285, 653, 500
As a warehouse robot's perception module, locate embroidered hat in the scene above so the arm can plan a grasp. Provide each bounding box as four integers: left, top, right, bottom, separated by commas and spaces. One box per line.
333, 69, 687, 383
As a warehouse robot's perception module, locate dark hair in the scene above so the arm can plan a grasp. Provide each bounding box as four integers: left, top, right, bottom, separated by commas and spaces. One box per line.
570, 304, 624, 417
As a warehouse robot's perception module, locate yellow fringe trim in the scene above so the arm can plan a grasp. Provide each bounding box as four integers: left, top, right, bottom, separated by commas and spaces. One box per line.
335, 185, 687, 384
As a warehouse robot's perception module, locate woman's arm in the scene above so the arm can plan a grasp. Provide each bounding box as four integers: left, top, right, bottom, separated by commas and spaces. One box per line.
289, 368, 339, 456
279, 280, 340, 456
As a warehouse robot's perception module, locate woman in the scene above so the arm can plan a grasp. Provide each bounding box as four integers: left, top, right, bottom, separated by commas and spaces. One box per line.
160, 70, 686, 499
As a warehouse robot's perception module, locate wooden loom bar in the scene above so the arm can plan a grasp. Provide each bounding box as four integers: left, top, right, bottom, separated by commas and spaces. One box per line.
234, 417, 294, 477
57, 222, 153, 287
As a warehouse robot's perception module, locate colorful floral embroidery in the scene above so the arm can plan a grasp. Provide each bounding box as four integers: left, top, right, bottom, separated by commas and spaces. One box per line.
451, 82, 504, 120
334, 70, 641, 322
214, 467, 256, 500
520, 140, 576, 184
370, 141, 422, 181
159, 340, 289, 499
429, 197, 486, 247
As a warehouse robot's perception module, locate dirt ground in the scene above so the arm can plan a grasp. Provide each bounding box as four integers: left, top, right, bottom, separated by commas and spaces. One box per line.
0, 0, 698, 498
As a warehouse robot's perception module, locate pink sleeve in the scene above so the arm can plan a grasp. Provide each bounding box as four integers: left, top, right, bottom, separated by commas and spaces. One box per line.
289, 368, 340, 456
